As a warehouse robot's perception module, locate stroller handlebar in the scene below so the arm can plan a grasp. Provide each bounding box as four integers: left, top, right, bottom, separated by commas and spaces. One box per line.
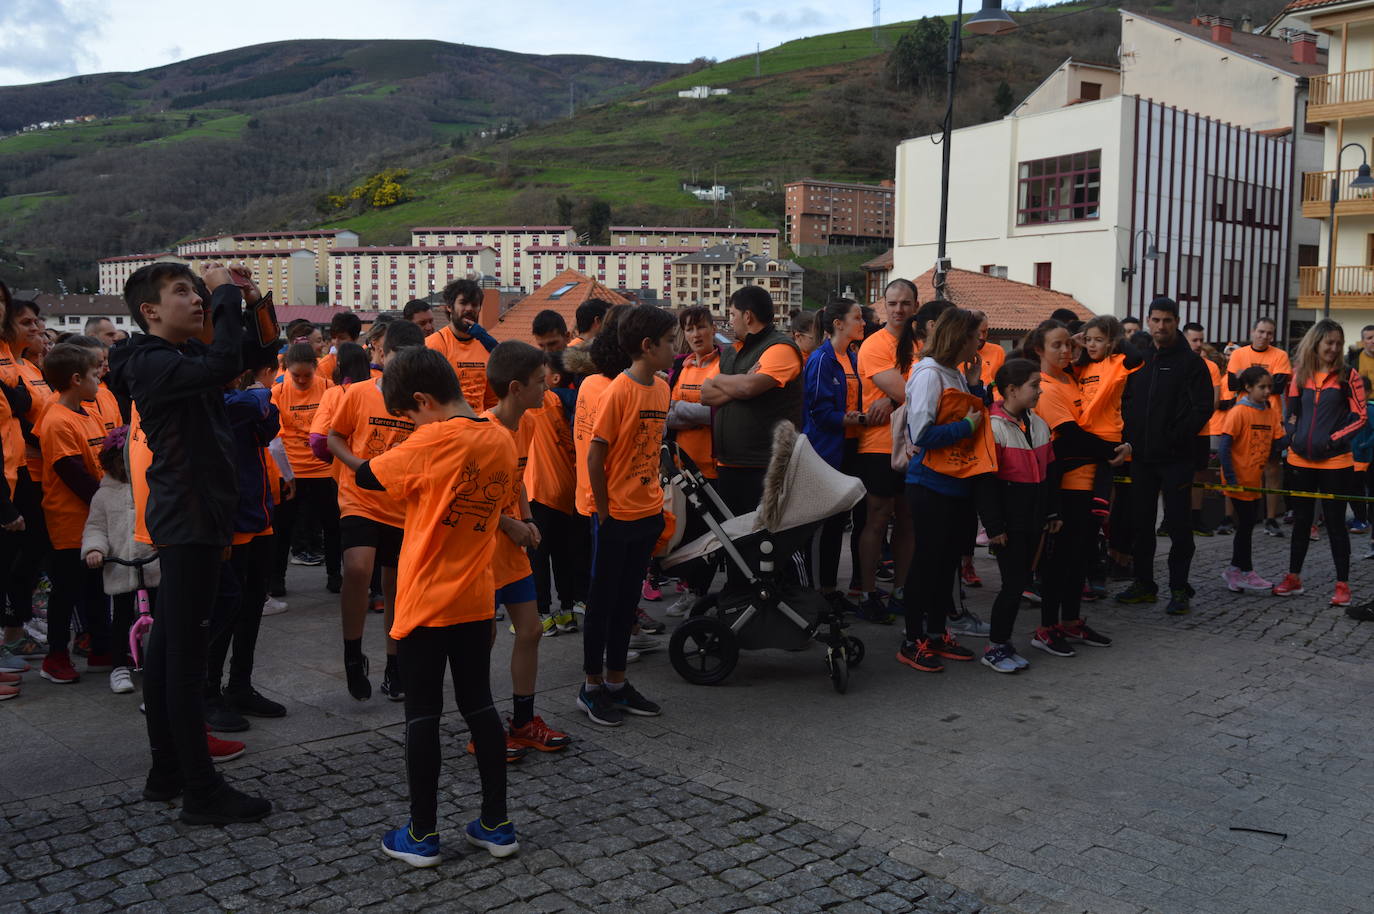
102, 555, 159, 568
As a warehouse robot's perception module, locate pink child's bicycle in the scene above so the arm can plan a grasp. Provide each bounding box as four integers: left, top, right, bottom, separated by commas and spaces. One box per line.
104, 555, 158, 670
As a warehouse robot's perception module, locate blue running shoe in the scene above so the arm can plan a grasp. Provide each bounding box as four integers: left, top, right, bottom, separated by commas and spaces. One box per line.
465, 818, 520, 858
381, 821, 440, 868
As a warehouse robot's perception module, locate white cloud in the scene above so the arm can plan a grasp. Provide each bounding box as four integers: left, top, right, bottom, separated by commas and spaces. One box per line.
0, 0, 104, 82
740, 7, 829, 31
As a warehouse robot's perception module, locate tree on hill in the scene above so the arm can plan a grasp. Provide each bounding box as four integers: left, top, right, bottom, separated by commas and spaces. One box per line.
887, 17, 948, 93
994, 81, 1015, 115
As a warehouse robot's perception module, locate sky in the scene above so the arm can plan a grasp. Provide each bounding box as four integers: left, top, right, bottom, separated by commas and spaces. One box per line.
0, 0, 1000, 87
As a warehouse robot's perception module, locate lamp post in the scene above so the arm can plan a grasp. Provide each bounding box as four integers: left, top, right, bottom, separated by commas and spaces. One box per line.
1325, 142, 1374, 318
1120, 229, 1159, 283
934, 0, 1018, 298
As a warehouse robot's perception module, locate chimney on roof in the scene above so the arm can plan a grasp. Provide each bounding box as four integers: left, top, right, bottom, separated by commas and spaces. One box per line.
1293, 32, 1318, 65
1241, 14, 1253, 33
1211, 18, 1233, 45
1191, 16, 1202, 25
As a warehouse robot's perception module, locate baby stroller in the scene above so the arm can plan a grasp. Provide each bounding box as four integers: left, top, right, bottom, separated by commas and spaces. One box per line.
660, 421, 866, 692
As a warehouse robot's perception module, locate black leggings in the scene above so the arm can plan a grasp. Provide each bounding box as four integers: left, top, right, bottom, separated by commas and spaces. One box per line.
207, 534, 272, 694
399, 620, 505, 835
1230, 498, 1260, 573
990, 527, 1039, 643
144, 544, 221, 799
47, 548, 109, 657
816, 440, 861, 591
272, 476, 340, 581
0, 469, 48, 628
584, 514, 663, 676
1350, 468, 1374, 524
1041, 490, 1093, 628
903, 484, 972, 641
530, 501, 579, 613
1288, 465, 1352, 581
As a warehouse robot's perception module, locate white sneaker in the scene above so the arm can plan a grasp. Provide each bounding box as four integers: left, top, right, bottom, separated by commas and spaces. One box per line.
25, 619, 46, 641
625, 649, 641, 664
665, 593, 694, 617
109, 667, 135, 694
261, 596, 288, 617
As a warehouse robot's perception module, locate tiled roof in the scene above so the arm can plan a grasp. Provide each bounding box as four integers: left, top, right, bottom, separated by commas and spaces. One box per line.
97, 252, 175, 263
610, 225, 779, 235
1281, 0, 1348, 11
862, 249, 894, 271
785, 178, 895, 193
32, 293, 127, 316
276, 305, 379, 324
412, 226, 573, 233
911, 268, 1093, 334
1125, 10, 1327, 77
230, 230, 356, 239
672, 244, 746, 264
181, 248, 313, 258
329, 246, 494, 255
491, 269, 631, 345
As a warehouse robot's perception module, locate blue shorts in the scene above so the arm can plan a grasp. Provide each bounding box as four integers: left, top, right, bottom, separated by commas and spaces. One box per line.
495, 575, 536, 607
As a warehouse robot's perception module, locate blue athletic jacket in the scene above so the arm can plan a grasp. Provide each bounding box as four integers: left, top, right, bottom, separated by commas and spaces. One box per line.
803, 338, 859, 469
224, 387, 281, 536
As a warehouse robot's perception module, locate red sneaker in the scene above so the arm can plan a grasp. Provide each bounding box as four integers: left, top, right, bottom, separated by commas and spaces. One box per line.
0, 671, 20, 684
72, 632, 92, 657
466, 735, 528, 763
205, 726, 245, 762
641, 578, 662, 601
1272, 574, 1304, 596
39, 651, 79, 684
86, 652, 114, 673
960, 561, 981, 588
1332, 582, 1352, 607
0, 683, 17, 700
507, 715, 572, 751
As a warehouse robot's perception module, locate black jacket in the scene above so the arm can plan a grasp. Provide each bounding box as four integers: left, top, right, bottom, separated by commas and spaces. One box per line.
108, 285, 244, 546
1122, 335, 1214, 464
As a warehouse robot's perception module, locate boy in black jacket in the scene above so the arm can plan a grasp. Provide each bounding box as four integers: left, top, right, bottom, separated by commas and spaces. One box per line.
110, 262, 271, 825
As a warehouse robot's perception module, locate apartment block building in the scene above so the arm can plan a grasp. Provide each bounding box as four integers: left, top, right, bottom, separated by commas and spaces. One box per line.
174, 229, 359, 288
410, 226, 576, 288
97, 252, 174, 296
328, 245, 498, 311
522, 246, 678, 299
669, 244, 804, 313
609, 225, 778, 257
785, 179, 895, 255
179, 249, 318, 307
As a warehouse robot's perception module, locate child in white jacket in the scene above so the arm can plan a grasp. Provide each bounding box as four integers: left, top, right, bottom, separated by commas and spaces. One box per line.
81, 427, 160, 694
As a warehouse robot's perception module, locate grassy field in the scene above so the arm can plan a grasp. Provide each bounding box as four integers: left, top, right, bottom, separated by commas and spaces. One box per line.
0, 191, 65, 220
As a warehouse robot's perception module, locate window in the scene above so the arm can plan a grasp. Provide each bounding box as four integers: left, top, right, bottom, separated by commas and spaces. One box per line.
1178, 254, 1203, 303
1211, 175, 1282, 229
1080, 81, 1102, 101
1017, 150, 1101, 225
980, 264, 995, 274
1034, 262, 1052, 289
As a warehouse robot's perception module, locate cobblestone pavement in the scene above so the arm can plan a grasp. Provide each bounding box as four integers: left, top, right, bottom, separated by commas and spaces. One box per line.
5, 515, 1374, 913
1, 722, 985, 914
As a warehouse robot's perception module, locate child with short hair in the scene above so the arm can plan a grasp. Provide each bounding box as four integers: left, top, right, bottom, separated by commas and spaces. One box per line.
328, 322, 426, 702
525, 350, 580, 632
1219, 367, 1285, 592
110, 261, 270, 825
270, 343, 339, 594
356, 346, 518, 867
577, 304, 677, 727
1073, 315, 1143, 519
484, 342, 572, 754
38, 343, 111, 683
82, 426, 160, 693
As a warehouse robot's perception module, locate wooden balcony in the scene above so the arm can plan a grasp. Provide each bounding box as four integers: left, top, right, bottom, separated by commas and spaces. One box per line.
1298, 265, 1374, 308
1301, 168, 1374, 218
1309, 68, 1374, 122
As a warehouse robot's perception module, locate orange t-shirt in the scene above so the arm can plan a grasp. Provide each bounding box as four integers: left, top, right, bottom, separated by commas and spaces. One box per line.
330, 380, 415, 528
311, 383, 348, 481
17, 359, 52, 481
1226, 344, 1291, 412
1076, 354, 1133, 443
1220, 400, 1283, 500
317, 351, 337, 385
591, 372, 669, 521
426, 327, 496, 411
130, 404, 152, 545
842, 350, 862, 440
857, 329, 906, 454
272, 375, 333, 478
525, 389, 576, 514
573, 373, 613, 517
369, 415, 516, 638
86, 385, 121, 434
1202, 358, 1224, 436
672, 351, 720, 477
1287, 371, 1355, 470
1036, 371, 1094, 491
39, 402, 106, 549
978, 341, 1007, 390
752, 343, 802, 387
482, 409, 535, 588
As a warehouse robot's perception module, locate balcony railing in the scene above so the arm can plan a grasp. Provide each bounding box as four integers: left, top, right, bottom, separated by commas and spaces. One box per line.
1310, 68, 1374, 108
1299, 265, 1374, 304
1301, 168, 1374, 207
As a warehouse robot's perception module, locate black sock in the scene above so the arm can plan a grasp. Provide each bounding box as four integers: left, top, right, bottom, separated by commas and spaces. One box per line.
344, 638, 362, 660
512, 694, 534, 728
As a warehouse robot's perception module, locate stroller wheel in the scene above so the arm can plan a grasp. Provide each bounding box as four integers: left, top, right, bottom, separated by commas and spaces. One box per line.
827, 648, 849, 694
843, 636, 865, 668
669, 616, 739, 686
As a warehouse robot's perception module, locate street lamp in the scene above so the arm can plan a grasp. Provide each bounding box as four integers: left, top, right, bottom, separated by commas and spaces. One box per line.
1324, 142, 1374, 318
1120, 229, 1159, 282
935, 0, 1018, 296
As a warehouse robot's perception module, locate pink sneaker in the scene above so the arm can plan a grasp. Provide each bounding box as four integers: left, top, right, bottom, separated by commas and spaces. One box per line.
1237, 571, 1273, 592
1221, 567, 1243, 592
641, 578, 662, 601
975, 527, 990, 547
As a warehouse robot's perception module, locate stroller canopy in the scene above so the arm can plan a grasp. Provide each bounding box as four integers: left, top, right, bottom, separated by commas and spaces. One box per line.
758, 421, 865, 533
